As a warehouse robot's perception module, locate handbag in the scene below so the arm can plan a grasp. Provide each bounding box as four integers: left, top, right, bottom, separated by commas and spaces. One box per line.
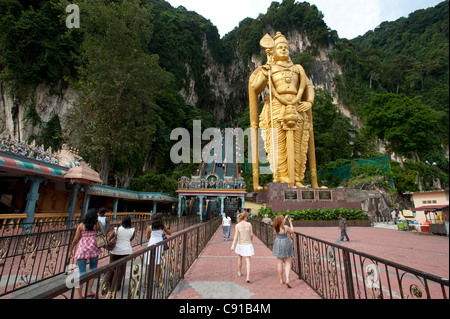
96, 233, 107, 248
106, 228, 118, 251
162, 232, 169, 250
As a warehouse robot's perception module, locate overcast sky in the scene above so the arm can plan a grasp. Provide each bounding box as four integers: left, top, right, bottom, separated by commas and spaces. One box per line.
165, 0, 443, 39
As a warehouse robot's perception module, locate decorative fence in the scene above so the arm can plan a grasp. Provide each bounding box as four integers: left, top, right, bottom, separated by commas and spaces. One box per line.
29, 217, 221, 299
0, 212, 152, 236
0, 215, 199, 297
250, 219, 449, 299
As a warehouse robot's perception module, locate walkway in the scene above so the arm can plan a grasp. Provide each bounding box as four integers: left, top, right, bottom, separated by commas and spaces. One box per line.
295, 225, 449, 280
169, 224, 321, 299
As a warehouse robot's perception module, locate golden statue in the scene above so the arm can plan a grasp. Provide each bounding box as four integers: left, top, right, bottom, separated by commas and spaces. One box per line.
249, 32, 319, 191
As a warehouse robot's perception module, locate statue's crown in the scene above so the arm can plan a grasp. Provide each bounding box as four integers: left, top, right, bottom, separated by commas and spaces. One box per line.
274, 32, 288, 47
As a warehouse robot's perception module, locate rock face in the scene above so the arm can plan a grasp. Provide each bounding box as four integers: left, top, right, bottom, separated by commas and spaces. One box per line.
178, 28, 350, 125
0, 29, 353, 142
0, 81, 77, 142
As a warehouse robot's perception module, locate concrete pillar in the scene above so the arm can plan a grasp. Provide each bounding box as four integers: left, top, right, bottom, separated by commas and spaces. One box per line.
240, 196, 245, 210
66, 182, 82, 229
220, 196, 226, 215
198, 196, 205, 222
81, 185, 91, 220
113, 198, 119, 222
153, 201, 158, 215
178, 196, 186, 218
22, 176, 47, 232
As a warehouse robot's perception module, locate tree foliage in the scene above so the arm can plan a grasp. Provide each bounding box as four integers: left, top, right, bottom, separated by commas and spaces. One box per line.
362, 93, 442, 161
333, 1, 449, 147
0, 0, 80, 95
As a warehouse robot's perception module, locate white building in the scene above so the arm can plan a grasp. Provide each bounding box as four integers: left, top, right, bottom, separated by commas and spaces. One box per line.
403, 190, 449, 236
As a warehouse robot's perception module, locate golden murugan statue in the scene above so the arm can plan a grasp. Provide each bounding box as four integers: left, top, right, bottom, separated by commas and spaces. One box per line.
249, 32, 319, 191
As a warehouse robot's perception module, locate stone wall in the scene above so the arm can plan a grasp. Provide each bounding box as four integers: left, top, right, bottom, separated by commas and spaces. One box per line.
255, 183, 394, 221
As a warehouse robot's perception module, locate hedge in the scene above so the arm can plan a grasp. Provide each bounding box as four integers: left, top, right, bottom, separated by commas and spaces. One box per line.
258, 207, 368, 221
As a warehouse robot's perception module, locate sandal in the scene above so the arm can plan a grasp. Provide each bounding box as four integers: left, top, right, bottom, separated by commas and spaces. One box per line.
86, 293, 95, 298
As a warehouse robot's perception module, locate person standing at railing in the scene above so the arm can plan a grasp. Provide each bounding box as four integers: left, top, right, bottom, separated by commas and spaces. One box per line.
98, 208, 111, 234
262, 214, 273, 225
103, 216, 135, 293
272, 214, 294, 288
144, 214, 172, 287
222, 213, 232, 241
68, 208, 107, 299
231, 212, 254, 283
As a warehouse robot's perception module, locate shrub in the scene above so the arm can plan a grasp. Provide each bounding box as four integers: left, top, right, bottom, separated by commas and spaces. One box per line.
259, 207, 368, 221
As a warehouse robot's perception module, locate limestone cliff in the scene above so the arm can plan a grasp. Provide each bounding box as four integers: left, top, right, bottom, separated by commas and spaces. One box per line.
0, 28, 359, 146
0, 81, 77, 143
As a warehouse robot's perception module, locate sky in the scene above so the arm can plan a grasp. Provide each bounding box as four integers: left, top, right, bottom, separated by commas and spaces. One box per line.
165, 0, 444, 39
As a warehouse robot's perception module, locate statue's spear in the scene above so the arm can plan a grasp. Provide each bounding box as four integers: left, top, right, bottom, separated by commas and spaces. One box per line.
259, 34, 277, 182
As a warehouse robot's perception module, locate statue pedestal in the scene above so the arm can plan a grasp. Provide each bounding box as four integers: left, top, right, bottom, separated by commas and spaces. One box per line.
254, 183, 361, 212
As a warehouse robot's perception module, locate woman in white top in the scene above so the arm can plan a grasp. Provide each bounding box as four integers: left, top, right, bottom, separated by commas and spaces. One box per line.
144, 214, 171, 286
222, 213, 232, 240
231, 212, 254, 283
103, 216, 135, 291
97, 207, 111, 233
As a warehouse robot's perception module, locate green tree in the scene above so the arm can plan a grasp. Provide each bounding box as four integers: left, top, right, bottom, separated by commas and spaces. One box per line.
363, 93, 442, 162
65, 0, 173, 187
0, 0, 80, 94
131, 170, 178, 195
312, 89, 354, 165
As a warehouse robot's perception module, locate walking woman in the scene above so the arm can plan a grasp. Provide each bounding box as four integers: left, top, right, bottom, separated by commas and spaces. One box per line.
222, 213, 232, 240
272, 214, 295, 288
69, 208, 107, 298
103, 216, 135, 292
230, 212, 254, 283
145, 214, 171, 286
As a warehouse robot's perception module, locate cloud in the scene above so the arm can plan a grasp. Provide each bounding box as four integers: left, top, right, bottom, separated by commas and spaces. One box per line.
165, 0, 442, 39
309, 0, 382, 39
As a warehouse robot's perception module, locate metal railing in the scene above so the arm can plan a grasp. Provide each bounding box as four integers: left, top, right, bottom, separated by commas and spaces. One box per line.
31, 217, 221, 299
250, 219, 449, 299
0, 212, 154, 236
0, 215, 200, 297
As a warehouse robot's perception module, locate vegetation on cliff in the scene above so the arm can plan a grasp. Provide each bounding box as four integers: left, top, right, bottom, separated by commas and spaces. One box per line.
0, 0, 448, 195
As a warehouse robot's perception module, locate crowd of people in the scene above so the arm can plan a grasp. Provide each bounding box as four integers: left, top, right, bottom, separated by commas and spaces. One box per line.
68, 207, 298, 299
68, 208, 170, 299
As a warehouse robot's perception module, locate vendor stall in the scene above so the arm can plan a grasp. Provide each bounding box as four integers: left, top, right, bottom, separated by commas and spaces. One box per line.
412, 205, 449, 236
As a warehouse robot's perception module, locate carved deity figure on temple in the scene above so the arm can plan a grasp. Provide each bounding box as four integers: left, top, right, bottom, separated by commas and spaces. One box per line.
248, 32, 319, 191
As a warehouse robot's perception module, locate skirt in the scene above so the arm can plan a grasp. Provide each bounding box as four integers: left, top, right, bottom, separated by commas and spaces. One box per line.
235, 243, 254, 257
272, 233, 294, 258
223, 225, 231, 238
144, 238, 164, 265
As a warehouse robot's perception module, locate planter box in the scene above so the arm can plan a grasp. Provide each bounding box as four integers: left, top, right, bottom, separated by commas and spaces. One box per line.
292, 220, 371, 227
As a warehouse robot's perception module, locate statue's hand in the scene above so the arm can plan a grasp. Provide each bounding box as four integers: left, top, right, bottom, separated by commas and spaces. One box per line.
297, 102, 312, 113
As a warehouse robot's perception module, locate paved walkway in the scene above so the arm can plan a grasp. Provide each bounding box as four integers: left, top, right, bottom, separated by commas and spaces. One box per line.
169, 225, 321, 299
295, 224, 449, 280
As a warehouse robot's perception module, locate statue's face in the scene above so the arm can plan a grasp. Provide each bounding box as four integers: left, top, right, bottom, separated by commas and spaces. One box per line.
274, 43, 289, 61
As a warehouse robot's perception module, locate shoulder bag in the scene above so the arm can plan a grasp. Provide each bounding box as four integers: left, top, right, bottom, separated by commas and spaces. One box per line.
106, 228, 118, 251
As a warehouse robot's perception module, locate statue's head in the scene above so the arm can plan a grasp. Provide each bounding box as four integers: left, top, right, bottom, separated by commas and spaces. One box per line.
272, 32, 291, 62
